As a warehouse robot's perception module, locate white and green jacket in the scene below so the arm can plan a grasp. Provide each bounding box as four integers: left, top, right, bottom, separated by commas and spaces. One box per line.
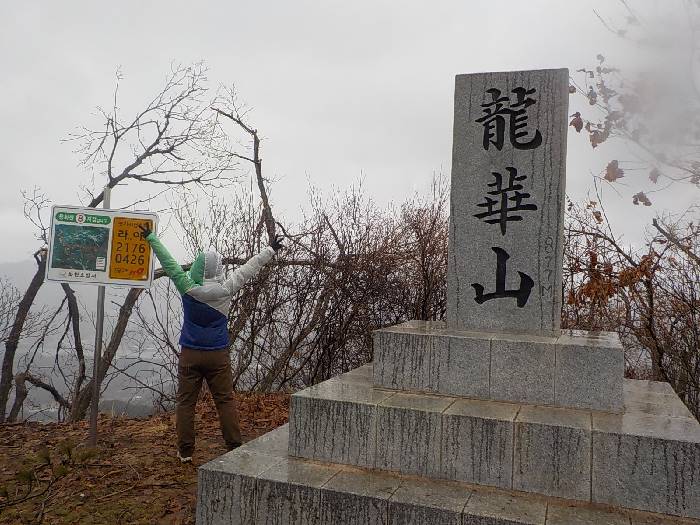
146, 233, 275, 350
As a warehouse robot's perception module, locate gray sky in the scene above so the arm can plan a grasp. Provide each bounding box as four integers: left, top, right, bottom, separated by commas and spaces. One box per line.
1, 0, 697, 264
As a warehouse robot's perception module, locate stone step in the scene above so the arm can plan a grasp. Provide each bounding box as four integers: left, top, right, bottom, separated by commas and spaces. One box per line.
373, 320, 624, 412
288, 365, 700, 519
197, 424, 699, 525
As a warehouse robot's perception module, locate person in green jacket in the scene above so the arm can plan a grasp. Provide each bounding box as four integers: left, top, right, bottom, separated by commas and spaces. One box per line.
139, 224, 283, 462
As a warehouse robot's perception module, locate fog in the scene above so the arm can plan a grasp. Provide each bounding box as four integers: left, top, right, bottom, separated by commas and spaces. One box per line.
1, 1, 697, 270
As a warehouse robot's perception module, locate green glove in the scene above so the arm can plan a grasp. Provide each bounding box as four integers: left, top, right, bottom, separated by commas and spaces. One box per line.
138, 224, 152, 239
270, 234, 284, 252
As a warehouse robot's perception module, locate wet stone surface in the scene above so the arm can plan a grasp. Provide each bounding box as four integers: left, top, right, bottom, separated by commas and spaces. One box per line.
319, 468, 401, 525
373, 326, 491, 398
198, 423, 700, 524
439, 398, 518, 488
375, 392, 453, 477
513, 406, 592, 500
288, 379, 394, 468
555, 330, 623, 412
592, 410, 700, 519
489, 334, 556, 405
287, 367, 700, 520
373, 321, 623, 412
388, 477, 470, 525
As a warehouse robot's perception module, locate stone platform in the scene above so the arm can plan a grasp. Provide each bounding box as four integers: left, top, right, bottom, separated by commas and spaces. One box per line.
288, 365, 700, 519
373, 321, 624, 412
197, 424, 699, 525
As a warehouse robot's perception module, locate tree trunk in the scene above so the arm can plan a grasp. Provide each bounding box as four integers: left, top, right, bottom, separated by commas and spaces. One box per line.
7, 372, 28, 422
61, 284, 86, 413
0, 250, 46, 423
68, 288, 143, 421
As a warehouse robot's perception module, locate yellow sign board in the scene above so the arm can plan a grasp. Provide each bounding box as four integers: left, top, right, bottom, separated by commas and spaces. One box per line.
109, 217, 154, 281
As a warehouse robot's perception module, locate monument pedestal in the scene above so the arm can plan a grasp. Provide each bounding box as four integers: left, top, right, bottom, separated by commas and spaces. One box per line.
197, 361, 700, 523
285, 363, 699, 518
373, 321, 624, 412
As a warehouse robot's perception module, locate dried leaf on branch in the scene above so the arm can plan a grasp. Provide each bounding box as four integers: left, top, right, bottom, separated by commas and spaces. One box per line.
632, 191, 652, 206
649, 168, 660, 183
604, 160, 624, 182
569, 112, 583, 132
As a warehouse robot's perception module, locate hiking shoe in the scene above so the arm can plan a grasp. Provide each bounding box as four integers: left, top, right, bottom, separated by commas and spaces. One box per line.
177, 451, 192, 463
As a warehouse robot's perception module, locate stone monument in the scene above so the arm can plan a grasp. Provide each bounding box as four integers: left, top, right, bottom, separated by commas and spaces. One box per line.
197, 69, 700, 524
447, 69, 567, 338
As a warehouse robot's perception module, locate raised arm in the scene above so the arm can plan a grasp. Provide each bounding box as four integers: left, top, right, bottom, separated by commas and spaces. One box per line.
223, 246, 276, 296
144, 232, 196, 294
188, 251, 205, 285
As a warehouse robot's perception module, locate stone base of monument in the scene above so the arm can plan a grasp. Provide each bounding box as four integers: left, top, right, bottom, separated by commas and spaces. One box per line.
373, 321, 624, 412
197, 423, 698, 525
283, 364, 700, 519
197, 363, 700, 523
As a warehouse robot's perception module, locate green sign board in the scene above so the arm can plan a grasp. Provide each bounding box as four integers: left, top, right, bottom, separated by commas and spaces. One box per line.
55, 211, 111, 225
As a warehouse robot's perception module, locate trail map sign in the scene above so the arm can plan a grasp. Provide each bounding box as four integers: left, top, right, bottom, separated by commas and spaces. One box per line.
46, 206, 158, 288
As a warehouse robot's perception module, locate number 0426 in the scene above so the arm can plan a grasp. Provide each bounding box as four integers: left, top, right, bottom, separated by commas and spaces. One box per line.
113, 253, 145, 265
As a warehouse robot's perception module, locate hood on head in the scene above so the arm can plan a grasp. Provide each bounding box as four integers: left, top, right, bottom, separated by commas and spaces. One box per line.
204, 251, 223, 281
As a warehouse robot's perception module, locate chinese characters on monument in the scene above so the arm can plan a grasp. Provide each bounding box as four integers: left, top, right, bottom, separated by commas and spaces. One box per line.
475, 87, 543, 151
473, 167, 538, 236
446, 69, 568, 337
471, 88, 542, 307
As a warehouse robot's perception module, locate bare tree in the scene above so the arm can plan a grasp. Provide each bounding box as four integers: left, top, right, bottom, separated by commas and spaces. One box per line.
73, 62, 238, 207
1, 63, 240, 423
0, 279, 22, 344
0, 249, 48, 422
212, 86, 277, 243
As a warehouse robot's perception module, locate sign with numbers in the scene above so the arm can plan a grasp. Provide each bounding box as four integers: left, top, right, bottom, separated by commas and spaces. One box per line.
46, 206, 158, 288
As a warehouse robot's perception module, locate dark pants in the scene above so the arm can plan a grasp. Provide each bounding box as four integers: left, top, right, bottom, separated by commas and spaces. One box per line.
176, 347, 242, 456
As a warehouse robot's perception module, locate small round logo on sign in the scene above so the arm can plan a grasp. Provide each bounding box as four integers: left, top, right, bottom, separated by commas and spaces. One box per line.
76, 213, 85, 224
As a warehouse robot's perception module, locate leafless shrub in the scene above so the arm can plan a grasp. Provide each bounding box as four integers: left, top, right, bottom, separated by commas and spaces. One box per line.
564, 197, 700, 416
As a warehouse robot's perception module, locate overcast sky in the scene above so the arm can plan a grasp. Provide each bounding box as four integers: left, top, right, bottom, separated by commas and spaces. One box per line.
2, 0, 697, 265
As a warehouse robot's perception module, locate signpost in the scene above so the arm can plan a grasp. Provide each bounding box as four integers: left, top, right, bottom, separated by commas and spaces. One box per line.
46, 193, 157, 446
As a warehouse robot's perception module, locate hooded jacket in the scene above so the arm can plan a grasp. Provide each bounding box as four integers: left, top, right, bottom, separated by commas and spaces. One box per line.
145, 233, 275, 350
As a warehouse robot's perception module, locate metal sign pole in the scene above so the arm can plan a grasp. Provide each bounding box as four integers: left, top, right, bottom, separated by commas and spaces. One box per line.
88, 185, 110, 447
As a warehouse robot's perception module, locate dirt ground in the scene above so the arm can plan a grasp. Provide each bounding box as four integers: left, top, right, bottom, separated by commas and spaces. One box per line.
0, 393, 290, 524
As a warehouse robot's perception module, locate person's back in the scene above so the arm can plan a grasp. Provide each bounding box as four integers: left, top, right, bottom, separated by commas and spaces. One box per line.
141, 225, 282, 461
